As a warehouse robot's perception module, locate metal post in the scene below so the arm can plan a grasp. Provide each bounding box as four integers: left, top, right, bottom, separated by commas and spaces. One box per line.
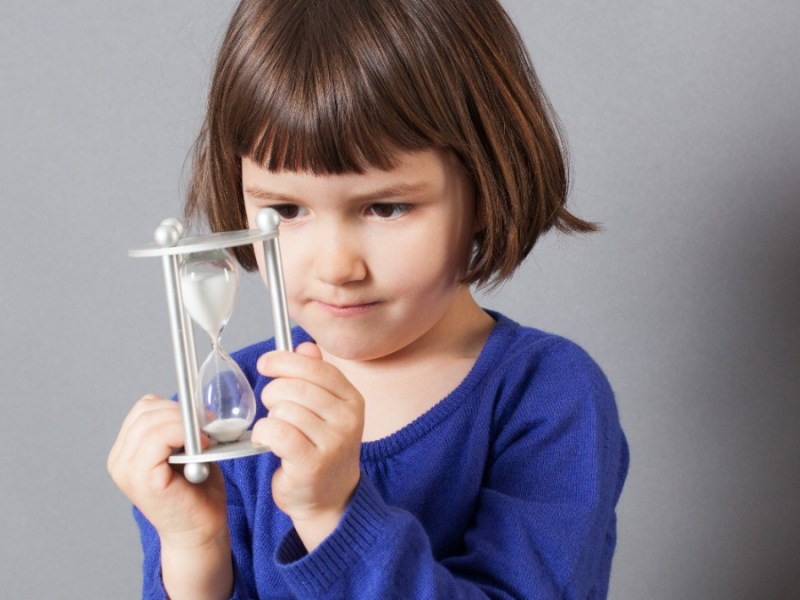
155, 220, 209, 483
257, 209, 293, 352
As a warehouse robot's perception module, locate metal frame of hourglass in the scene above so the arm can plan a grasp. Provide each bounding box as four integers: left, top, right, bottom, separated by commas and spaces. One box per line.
128, 208, 292, 484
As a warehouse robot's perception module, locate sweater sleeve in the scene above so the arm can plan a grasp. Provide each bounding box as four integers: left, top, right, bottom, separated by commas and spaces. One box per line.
275, 474, 491, 599
274, 340, 629, 599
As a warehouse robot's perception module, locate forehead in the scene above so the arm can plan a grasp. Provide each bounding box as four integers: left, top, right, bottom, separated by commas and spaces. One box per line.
241, 149, 471, 203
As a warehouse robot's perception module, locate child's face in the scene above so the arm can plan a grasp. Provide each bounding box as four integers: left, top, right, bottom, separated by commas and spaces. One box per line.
242, 148, 478, 362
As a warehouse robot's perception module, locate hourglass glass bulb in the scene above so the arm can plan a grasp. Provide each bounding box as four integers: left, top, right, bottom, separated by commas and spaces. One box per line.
180, 250, 238, 337
180, 250, 256, 443
196, 350, 256, 442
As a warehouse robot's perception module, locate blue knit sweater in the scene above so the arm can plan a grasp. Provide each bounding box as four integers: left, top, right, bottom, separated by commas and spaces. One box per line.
135, 312, 628, 599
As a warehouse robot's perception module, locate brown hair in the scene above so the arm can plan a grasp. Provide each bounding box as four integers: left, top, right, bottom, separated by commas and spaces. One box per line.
186, 0, 597, 288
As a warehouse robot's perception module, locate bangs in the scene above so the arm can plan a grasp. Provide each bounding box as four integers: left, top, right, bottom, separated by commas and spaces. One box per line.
214, 0, 446, 174
191, 0, 585, 285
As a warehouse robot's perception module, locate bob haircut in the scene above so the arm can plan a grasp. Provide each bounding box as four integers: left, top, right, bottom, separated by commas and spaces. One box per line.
186, 0, 596, 288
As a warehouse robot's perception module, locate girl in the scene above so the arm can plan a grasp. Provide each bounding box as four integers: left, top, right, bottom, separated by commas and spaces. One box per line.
108, 0, 629, 598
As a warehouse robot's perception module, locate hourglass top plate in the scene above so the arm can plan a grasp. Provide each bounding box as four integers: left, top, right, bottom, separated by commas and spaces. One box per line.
129, 229, 278, 258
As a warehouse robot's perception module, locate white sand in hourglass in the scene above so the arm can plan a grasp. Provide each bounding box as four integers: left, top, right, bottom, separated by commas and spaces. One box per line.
203, 418, 252, 443
181, 268, 237, 334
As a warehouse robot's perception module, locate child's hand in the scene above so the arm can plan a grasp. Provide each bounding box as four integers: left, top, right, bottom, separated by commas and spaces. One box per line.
252, 342, 365, 551
107, 395, 228, 550
108, 395, 233, 597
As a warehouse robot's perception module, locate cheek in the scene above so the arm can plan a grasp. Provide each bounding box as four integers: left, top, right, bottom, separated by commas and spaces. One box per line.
374, 233, 464, 294
251, 242, 268, 285
413, 217, 473, 271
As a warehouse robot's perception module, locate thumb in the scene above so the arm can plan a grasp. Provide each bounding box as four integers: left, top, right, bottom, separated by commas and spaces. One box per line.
295, 341, 322, 359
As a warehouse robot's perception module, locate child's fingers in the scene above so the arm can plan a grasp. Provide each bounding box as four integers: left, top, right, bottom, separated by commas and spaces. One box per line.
251, 409, 317, 465
265, 400, 333, 447
261, 374, 364, 441
261, 376, 339, 420
257, 349, 360, 406
108, 395, 172, 469
109, 402, 186, 485
116, 401, 182, 454
128, 417, 186, 470
294, 341, 322, 359
112, 395, 175, 449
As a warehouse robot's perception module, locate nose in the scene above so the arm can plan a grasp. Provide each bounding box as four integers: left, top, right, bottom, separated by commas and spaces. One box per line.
311, 221, 367, 286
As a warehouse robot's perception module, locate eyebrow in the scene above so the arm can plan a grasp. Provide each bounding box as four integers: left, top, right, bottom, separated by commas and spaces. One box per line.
243, 181, 430, 204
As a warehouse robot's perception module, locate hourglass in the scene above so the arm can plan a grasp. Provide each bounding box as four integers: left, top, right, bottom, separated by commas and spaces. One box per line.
129, 208, 292, 483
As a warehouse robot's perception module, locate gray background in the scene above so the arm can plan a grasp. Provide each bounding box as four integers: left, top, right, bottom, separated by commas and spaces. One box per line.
1, 1, 798, 598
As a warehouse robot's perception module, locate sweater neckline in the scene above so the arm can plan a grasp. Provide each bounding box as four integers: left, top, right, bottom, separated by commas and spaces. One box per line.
356, 310, 515, 462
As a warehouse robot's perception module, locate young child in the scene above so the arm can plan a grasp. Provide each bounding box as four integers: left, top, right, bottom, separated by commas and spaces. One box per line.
108, 0, 629, 598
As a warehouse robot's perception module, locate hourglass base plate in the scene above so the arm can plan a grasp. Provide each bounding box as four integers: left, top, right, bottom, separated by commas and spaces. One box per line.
168, 431, 270, 464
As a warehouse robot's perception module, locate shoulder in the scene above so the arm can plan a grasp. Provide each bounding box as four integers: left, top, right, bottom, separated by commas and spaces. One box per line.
481, 312, 618, 437
485, 312, 612, 399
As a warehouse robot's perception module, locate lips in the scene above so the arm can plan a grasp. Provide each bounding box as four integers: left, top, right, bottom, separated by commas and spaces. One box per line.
313, 300, 380, 316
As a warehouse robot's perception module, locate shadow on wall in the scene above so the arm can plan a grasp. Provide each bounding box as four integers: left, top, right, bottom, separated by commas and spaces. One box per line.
677, 153, 800, 598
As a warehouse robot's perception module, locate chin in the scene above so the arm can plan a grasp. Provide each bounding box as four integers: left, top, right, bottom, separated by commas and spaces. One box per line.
313, 333, 394, 362
321, 341, 383, 362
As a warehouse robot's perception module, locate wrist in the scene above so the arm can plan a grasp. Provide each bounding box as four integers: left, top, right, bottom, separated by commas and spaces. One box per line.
160, 523, 229, 553
292, 507, 346, 553
289, 470, 361, 552
161, 529, 233, 600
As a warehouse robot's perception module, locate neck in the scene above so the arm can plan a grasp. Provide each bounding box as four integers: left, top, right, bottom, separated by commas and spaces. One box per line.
319, 288, 495, 441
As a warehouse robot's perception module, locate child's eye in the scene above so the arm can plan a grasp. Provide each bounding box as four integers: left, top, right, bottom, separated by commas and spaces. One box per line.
271, 204, 307, 221
367, 203, 411, 220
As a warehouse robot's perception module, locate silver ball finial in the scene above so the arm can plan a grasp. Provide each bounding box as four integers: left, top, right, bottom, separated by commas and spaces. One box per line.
160, 218, 185, 237
153, 219, 183, 248
256, 208, 280, 233
183, 462, 210, 484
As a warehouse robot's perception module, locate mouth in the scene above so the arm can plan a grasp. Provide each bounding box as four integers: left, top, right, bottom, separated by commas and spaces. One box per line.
313, 300, 380, 316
